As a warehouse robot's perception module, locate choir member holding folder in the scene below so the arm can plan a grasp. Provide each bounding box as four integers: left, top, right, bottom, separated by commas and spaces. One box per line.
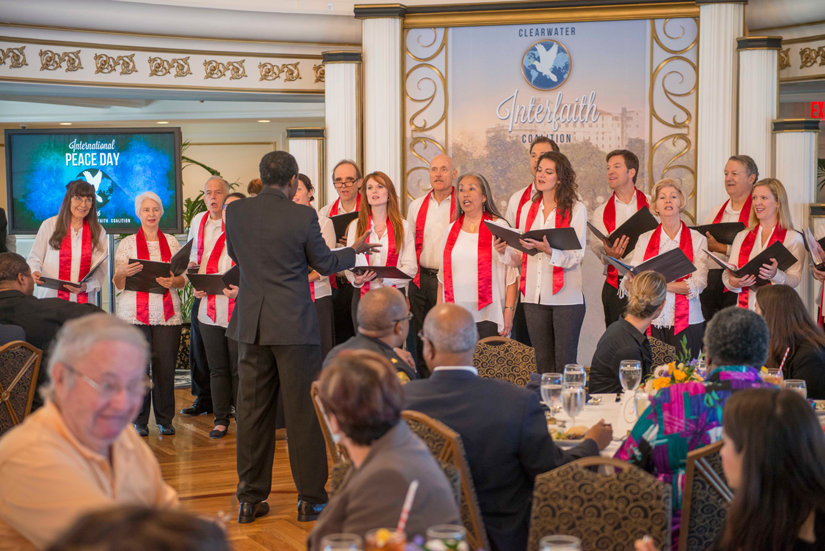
191, 192, 244, 439
27, 180, 108, 303
113, 191, 185, 437
510, 151, 586, 373
345, 171, 416, 322
437, 173, 518, 338
621, 179, 707, 358
723, 178, 805, 311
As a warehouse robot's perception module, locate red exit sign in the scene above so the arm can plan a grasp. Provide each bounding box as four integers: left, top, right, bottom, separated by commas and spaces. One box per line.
813, 101, 825, 119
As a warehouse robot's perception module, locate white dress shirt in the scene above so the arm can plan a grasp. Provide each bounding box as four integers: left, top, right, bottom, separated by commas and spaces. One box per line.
406, 190, 454, 270
505, 182, 534, 228
311, 215, 335, 300
346, 218, 417, 291
701, 199, 748, 266
195, 237, 235, 328
319, 198, 358, 219
590, 191, 651, 271
187, 211, 224, 266
515, 200, 586, 306
27, 215, 108, 301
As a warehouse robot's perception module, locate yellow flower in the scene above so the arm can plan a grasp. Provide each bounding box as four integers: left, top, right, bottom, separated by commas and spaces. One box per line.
673, 369, 687, 382
652, 377, 671, 391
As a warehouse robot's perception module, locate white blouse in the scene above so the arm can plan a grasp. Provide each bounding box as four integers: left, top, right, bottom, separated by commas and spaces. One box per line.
513, 200, 587, 306
590, 191, 651, 272
722, 224, 805, 310
114, 233, 182, 326
406, 191, 455, 270
27, 215, 108, 301
311, 215, 335, 301
187, 211, 224, 266
345, 217, 417, 291
195, 237, 235, 329
437, 218, 519, 332
620, 225, 708, 328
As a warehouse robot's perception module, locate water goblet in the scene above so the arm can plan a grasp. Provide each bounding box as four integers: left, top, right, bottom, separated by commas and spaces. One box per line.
782, 379, 807, 399
619, 360, 642, 393
563, 363, 586, 388
561, 383, 585, 427
541, 373, 563, 415
321, 533, 363, 551
539, 535, 582, 551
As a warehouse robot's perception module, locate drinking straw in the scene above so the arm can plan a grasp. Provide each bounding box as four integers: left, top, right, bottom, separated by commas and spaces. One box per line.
396, 480, 419, 534
778, 346, 790, 374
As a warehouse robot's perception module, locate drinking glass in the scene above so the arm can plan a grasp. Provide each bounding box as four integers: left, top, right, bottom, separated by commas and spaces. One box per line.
425, 524, 469, 551
619, 360, 642, 392
783, 379, 808, 399
364, 529, 405, 551
563, 364, 586, 387
538, 535, 582, 550
541, 373, 563, 414
321, 533, 364, 551
562, 383, 585, 427
760, 368, 782, 385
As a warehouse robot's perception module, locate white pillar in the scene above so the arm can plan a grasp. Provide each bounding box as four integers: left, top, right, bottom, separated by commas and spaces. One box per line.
323, 51, 362, 209
696, 2, 744, 219
773, 119, 820, 311
356, 5, 405, 190
737, 36, 781, 177
287, 128, 325, 209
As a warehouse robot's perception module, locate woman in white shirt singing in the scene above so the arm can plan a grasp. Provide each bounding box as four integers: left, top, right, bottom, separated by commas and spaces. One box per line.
723, 178, 804, 311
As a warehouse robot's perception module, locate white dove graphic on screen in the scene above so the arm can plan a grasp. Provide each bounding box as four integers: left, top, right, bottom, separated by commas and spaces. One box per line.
82, 170, 104, 203
532, 42, 560, 82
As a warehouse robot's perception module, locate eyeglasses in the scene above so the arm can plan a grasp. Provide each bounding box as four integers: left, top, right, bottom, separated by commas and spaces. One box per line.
333, 177, 358, 188
392, 312, 414, 323
63, 363, 152, 400
71, 195, 94, 205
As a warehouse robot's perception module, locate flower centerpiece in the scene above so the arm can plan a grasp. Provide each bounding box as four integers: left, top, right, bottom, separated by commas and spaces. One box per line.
643, 336, 706, 395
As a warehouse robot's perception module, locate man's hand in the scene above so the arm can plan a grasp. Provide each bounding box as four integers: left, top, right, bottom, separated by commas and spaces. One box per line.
63, 282, 87, 294
705, 232, 726, 254
353, 270, 377, 286
223, 284, 239, 299
351, 233, 382, 255
603, 235, 630, 258
584, 419, 613, 450
32, 271, 44, 285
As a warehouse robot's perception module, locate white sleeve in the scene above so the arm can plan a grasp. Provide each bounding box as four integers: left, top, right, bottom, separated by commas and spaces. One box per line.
113, 236, 132, 290
619, 231, 648, 298
685, 231, 708, 299
345, 222, 365, 287
772, 232, 805, 288
722, 231, 747, 293
504, 192, 519, 228
27, 218, 53, 274
319, 216, 336, 249
187, 213, 202, 264
382, 220, 418, 288
547, 203, 586, 269
589, 202, 608, 263
84, 228, 108, 293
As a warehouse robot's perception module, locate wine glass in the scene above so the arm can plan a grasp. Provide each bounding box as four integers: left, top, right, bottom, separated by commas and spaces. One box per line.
541, 373, 563, 415
426, 525, 469, 551
619, 360, 642, 393
562, 383, 585, 427
782, 379, 807, 399
321, 533, 363, 551
563, 363, 586, 388
539, 535, 582, 550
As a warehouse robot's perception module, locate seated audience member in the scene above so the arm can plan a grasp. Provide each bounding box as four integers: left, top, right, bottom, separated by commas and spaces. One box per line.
756, 284, 825, 399
404, 304, 613, 551
0, 252, 99, 406
590, 271, 665, 394
616, 305, 770, 542
247, 177, 262, 197
636, 388, 825, 551
0, 314, 178, 549
46, 505, 229, 551
307, 350, 459, 549
324, 287, 418, 382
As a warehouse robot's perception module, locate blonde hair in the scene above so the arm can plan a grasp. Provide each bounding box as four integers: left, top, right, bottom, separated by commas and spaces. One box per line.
749, 178, 793, 230
626, 271, 667, 318
650, 178, 687, 215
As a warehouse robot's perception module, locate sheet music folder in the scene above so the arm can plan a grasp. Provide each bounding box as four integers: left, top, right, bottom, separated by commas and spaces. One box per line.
124, 239, 194, 294
800, 229, 825, 271
350, 266, 412, 280
690, 222, 745, 245
703, 240, 797, 285
187, 265, 239, 295
586, 206, 658, 253
605, 247, 696, 283
330, 212, 359, 241
483, 221, 581, 256
38, 255, 108, 291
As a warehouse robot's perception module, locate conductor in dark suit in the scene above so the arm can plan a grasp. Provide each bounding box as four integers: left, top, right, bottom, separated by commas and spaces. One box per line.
224, 151, 378, 524
403, 304, 613, 551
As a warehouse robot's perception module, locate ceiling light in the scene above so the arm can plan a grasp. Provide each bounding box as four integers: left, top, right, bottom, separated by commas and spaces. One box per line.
156, 121, 169, 125
59, 122, 72, 126
257, 119, 271, 123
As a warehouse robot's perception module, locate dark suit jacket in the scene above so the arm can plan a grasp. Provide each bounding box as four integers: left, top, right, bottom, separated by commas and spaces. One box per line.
783, 343, 825, 400
307, 421, 460, 550
403, 369, 600, 551
323, 333, 418, 380
224, 187, 356, 345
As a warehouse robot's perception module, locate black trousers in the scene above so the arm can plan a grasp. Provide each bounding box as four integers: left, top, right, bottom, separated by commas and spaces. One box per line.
601, 281, 628, 328
650, 322, 705, 361
235, 342, 328, 505
409, 269, 439, 377
331, 277, 355, 345
314, 295, 335, 360
200, 322, 238, 427
699, 269, 737, 323
135, 324, 181, 426
523, 302, 586, 374
511, 297, 532, 346
477, 320, 499, 340
188, 298, 212, 407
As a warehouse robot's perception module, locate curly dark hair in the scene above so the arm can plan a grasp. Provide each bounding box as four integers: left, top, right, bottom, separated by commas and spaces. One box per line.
705, 306, 768, 368
533, 151, 578, 220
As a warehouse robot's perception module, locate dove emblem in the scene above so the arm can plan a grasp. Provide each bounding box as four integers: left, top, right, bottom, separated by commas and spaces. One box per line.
522, 40, 571, 92
82, 170, 104, 203
532, 42, 559, 81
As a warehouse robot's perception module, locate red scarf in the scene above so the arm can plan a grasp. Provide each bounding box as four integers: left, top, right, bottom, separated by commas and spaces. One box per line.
736, 224, 787, 309
443, 213, 493, 310
414, 188, 456, 287
57, 219, 93, 303
361, 216, 399, 298
329, 193, 361, 216
205, 228, 235, 323
713, 195, 752, 224
514, 183, 534, 230
604, 189, 649, 289
644, 222, 693, 335
519, 199, 569, 297
135, 228, 175, 324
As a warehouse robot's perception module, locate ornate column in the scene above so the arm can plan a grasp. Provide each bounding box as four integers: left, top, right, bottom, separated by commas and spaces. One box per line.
737, 36, 781, 177
355, 4, 405, 189
773, 119, 820, 309
696, 1, 744, 219
287, 128, 325, 208
322, 51, 362, 209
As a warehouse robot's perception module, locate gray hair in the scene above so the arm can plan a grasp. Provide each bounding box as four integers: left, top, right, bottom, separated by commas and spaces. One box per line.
205, 176, 230, 193
454, 173, 504, 220
134, 191, 164, 219
422, 304, 478, 354
705, 306, 768, 368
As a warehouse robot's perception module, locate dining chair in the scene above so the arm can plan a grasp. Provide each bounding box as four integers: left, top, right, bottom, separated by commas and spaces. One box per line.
310, 380, 348, 465
527, 456, 671, 551
401, 410, 490, 551
679, 441, 732, 551
649, 335, 677, 366
473, 336, 535, 387
0, 341, 42, 437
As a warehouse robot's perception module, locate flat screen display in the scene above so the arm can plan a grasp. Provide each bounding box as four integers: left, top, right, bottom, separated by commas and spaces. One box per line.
5, 127, 183, 234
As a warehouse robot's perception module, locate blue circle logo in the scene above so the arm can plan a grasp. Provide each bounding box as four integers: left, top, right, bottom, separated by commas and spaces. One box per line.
76, 168, 114, 209
522, 40, 571, 91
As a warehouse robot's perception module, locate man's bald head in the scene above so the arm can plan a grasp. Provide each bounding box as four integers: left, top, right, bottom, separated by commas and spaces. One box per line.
429, 154, 457, 193
422, 304, 477, 355
357, 287, 408, 333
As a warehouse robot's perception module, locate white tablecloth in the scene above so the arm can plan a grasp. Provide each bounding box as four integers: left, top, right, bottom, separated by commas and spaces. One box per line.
551, 392, 639, 456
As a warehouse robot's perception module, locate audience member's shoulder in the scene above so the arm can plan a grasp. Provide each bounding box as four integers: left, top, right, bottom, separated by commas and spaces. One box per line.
0, 407, 62, 461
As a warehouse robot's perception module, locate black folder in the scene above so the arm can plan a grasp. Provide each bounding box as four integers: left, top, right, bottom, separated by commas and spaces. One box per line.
690, 222, 746, 245
484, 221, 581, 256
605, 247, 696, 283
586, 206, 659, 253
187, 265, 239, 295
330, 211, 359, 241
703, 241, 797, 285
38, 255, 108, 291
350, 266, 412, 280
123, 239, 194, 294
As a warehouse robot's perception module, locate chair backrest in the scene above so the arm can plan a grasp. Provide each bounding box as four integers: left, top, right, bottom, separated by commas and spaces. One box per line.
473, 336, 535, 387
401, 410, 490, 551
309, 380, 348, 464
527, 456, 672, 551
679, 441, 732, 551
0, 341, 42, 436
0, 324, 25, 346
649, 336, 677, 366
